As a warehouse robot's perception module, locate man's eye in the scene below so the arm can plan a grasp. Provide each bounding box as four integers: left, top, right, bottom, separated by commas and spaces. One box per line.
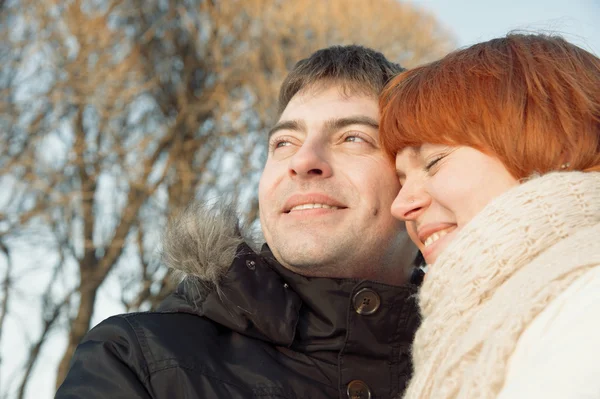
344, 135, 366, 143
269, 139, 291, 151
275, 141, 291, 148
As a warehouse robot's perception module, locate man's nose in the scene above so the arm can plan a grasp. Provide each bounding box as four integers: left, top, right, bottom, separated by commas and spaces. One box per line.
391, 181, 430, 221
288, 141, 333, 178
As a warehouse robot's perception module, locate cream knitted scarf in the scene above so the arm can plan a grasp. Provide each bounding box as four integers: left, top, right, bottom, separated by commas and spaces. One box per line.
403, 171, 600, 399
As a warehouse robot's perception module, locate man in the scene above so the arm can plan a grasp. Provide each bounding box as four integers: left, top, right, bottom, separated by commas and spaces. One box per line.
56, 45, 422, 399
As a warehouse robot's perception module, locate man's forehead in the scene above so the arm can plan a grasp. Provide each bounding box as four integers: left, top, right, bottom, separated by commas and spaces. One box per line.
278, 85, 378, 122
289, 81, 376, 105
299, 80, 376, 99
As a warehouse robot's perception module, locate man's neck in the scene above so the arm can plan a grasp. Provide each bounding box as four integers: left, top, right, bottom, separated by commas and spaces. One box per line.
261, 244, 420, 286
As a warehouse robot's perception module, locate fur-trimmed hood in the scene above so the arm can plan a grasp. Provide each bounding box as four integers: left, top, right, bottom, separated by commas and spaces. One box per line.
162, 202, 254, 286
159, 201, 304, 346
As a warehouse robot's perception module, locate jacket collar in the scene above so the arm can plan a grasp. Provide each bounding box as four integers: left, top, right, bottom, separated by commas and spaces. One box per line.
162, 242, 421, 359
260, 245, 422, 355
159, 202, 422, 357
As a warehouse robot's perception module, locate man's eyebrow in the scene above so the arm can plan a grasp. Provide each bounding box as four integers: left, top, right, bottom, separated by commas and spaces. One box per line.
323, 116, 379, 133
268, 120, 306, 139
267, 116, 378, 140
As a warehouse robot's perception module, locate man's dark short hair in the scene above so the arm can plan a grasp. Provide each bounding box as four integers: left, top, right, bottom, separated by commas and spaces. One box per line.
277, 45, 405, 116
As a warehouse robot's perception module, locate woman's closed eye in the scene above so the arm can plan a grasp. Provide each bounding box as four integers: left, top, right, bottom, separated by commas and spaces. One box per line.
422, 146, 457, 173
424, 155, 446, 172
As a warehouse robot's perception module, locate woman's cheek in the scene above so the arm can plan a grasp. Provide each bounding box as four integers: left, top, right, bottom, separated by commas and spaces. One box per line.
406, 222, 423, 249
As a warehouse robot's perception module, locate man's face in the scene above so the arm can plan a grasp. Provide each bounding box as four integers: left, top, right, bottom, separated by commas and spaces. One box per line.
259, 85, 412, 282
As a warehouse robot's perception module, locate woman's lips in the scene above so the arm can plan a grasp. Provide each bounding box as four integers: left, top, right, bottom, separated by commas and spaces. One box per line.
419, 225, 457, 264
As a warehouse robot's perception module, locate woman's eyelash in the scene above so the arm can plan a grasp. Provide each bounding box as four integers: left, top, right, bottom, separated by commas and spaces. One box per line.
424, 155, 445, 171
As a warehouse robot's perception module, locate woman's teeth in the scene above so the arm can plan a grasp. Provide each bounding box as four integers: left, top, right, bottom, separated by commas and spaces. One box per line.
423, 229, 452, 247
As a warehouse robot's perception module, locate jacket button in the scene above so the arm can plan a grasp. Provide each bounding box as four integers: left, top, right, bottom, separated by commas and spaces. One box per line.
352, 288, 381, 315
346, 379, 372, 399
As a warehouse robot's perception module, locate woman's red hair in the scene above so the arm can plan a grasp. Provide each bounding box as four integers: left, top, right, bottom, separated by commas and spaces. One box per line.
380, 33, 600, 177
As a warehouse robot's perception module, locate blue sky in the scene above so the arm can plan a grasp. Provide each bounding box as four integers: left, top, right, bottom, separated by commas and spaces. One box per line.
410, 0, 600, 55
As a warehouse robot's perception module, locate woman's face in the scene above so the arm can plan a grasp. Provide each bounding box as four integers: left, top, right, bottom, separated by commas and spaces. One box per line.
392, 144, 519, 265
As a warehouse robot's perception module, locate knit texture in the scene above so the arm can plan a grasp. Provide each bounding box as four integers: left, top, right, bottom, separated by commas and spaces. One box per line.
403, 171, 600, 399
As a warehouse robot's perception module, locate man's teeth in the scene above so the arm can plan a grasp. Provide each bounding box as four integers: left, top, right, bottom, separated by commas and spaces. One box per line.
290, 203, 339, 211
423, 229, 452, 247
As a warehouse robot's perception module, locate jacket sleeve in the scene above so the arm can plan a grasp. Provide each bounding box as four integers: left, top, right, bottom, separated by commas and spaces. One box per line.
55, 315, 153, 399
498, 266, 600, 399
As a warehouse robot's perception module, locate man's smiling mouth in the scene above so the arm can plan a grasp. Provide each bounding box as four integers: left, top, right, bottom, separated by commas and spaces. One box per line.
289, 203, 340, 212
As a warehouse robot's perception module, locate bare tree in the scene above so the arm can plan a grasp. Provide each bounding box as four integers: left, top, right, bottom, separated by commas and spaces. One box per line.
0, 0, 453, 395
0, 242, 12, 395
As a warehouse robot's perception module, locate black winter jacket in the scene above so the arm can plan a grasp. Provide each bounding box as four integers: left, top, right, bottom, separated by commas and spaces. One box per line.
56, 208, 422, 399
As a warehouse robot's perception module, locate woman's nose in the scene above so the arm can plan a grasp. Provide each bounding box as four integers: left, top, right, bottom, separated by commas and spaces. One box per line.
391, 185, 430, 221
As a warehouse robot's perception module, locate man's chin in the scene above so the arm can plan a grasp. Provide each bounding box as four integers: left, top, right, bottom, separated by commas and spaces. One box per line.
279, 248, 326, 266
276, 245, 339, 274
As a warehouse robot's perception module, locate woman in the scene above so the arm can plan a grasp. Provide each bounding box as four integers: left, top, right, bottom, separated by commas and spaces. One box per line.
379, 34, 600, 399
